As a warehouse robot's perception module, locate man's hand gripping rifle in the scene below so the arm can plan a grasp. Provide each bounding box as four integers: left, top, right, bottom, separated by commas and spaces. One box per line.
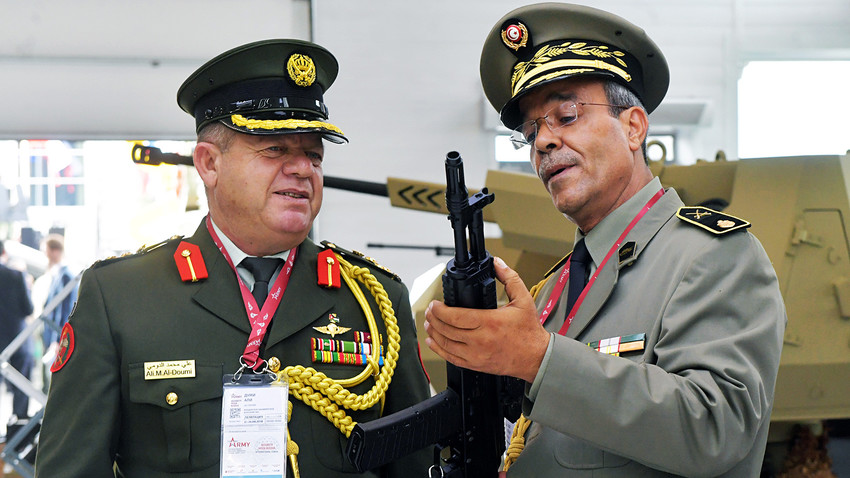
345, 151, 522, 477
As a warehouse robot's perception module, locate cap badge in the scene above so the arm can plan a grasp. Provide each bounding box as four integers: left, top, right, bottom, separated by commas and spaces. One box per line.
287, 53, 316, 87
501, 21, 529, 51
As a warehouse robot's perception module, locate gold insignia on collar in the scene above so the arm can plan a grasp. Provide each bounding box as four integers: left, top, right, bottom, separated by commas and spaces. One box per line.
717, 219, 735, 229
287, 53, 316, 87
618, 241, 637, 265
313, 313, 351, 338
501, 22, 529, 51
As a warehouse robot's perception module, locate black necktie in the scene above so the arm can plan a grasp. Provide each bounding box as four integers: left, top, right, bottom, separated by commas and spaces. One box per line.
241, 257, 283, 308
566, 238, 591, 313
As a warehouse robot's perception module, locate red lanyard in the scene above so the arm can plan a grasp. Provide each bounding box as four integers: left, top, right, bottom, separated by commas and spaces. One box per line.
206, 217, 297, 370
539, 189, 665, 335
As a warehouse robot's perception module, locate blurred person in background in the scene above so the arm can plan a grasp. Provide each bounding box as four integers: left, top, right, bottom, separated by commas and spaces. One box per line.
37, 233, 78, 392
0, 239, 34, 420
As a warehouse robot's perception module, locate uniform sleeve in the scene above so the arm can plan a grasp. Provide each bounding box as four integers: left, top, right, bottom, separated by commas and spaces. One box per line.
378, 281, 435, 477
526, 232, 786, 476
35, 268, 121, 477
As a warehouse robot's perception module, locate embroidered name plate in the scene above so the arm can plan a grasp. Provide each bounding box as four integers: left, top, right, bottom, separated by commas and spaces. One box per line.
144, 360, 196, 380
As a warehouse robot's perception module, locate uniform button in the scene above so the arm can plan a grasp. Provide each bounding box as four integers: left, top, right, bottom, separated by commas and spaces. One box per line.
268, 357, 281, 373
166, 392, 178, 406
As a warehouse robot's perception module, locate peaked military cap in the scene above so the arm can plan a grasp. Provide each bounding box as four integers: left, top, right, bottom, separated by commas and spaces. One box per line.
177, 39, 347, 143
480, 3, 670, 129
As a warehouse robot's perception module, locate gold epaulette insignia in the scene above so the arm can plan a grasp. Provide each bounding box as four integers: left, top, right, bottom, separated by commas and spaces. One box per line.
138, 235, 182, 254
320, 240, 401, 282
676, 207, 750, 235
91, 235, 183, 269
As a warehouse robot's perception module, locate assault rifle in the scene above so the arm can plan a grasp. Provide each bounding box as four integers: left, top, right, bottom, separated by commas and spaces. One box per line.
345, 151, 522, 477
131, 145, 522, 475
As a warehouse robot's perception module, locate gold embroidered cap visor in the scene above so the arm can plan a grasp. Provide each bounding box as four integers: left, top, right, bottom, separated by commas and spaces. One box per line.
177, 39, 347, 143
480, 3, 670, 130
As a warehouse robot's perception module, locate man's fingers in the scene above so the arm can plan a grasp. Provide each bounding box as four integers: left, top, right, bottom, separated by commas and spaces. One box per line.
426, 300, 480, 331
494, 256, 532, 305
424, 328, 467, 368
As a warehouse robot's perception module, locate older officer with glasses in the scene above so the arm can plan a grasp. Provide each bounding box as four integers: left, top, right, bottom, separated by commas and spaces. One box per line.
424, 3, 786, 477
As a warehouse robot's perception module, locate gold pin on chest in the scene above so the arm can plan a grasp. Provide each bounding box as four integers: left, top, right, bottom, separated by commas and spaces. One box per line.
313, 313, 351, 338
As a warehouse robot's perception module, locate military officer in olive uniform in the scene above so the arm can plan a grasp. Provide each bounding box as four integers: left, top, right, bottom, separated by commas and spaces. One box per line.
35, 39, 432, 478
424, 4, 786, 477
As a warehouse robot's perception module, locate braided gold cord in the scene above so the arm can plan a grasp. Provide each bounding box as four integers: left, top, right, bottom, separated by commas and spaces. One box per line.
503, 415, 531, 470
528, 276, 548, 299
286, 401, 301, 478
277, 253, 401, 437
503, 276, 548, 470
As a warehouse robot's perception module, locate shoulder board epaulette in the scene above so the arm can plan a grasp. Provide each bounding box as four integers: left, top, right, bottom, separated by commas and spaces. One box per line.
676, 207, 750, 234
544, 253, 570, 278
91, 235, 183, 269
321, 240, 402, 282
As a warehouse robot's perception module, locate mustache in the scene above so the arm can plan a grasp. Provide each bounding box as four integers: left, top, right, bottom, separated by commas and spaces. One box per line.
536, 153, 578, 183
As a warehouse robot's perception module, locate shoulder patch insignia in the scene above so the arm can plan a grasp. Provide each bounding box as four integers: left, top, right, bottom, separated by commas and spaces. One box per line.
676, 207, 750, 234
321, 241, 401, 282
50, 322, 75, 372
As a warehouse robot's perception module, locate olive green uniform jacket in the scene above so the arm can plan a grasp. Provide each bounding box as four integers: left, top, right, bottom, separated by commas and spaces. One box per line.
35, 222, 432, 477
507, 179, 786, 477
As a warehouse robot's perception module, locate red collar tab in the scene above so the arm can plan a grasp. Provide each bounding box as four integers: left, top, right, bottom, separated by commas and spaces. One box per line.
174, 241, 208, 282
318, 248, 341, 289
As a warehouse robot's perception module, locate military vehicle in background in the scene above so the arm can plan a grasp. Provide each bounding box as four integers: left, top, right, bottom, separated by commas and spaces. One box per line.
134, 145, 850, 473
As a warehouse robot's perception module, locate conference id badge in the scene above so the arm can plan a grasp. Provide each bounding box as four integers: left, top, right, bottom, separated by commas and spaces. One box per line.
220, 373, 289, 478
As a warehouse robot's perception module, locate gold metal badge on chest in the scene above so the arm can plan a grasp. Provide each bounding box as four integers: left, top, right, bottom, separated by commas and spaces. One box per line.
313, 313, 351, 338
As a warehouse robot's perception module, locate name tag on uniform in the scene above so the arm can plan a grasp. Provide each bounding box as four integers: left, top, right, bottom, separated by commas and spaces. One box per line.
144, 360, 196, 380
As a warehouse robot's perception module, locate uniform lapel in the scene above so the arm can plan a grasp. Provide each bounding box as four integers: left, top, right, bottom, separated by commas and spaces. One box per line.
184, 224, 337, 344
564, 190, 682, 339
265, 240, 335, 348
188, 222, 253, 334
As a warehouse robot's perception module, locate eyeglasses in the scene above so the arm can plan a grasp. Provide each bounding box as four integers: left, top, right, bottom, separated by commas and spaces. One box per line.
510, 101, 630, 149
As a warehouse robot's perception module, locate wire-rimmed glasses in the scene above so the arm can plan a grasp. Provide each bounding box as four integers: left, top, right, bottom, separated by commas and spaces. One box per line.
510, 101, 629, 149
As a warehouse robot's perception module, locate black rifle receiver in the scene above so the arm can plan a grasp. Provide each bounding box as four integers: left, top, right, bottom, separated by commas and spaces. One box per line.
346, 152, 521, 477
